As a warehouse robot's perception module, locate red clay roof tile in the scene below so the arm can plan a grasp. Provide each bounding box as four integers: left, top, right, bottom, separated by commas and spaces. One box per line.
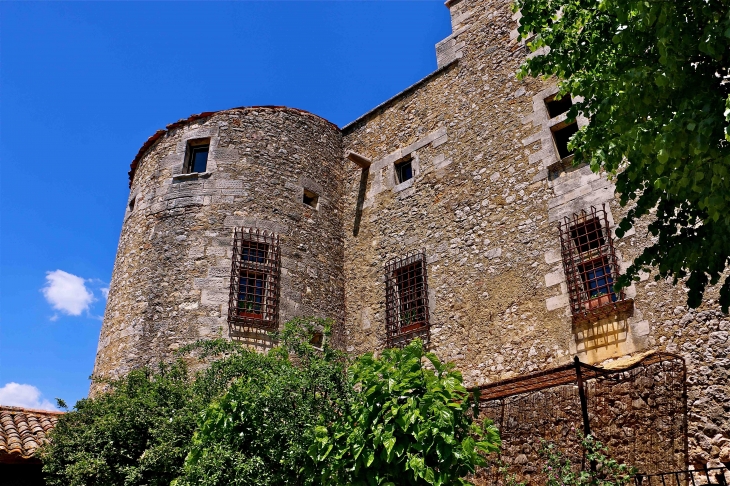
0, 406, 63, 461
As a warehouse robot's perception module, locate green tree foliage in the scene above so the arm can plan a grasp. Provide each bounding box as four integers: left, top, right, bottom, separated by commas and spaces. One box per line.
308, 339, 501, 486
514, 0, 730, 310
173, 318, 349, 486
39, 362, 202, 486
39, 318, 342, 486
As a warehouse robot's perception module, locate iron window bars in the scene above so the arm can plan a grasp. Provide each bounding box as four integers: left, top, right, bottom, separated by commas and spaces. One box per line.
227, 228, 281, 333
558, 204, 632, 325
385, 250, 430, 348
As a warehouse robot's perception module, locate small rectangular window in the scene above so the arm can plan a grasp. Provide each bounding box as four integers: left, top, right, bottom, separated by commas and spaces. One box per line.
385, 251, 430, 348
128, 197, 136, 212
227, 228, 281, 333
302, 189, 319, 208
552, 122, 579, 160
184, 139, 210, 174
545, 93, 573, 118
395, 158, 413, 184
310, 332, 324, 349
558, 205, 631, 324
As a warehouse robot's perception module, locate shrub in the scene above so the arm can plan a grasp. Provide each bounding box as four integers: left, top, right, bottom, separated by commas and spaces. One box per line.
39, 362, 200, 486
308, 339, 501, 486
40, 318, 341, 486
172, 318, 349, 486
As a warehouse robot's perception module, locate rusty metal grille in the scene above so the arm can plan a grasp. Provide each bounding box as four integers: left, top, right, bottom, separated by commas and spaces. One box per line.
227, 228, 281, 334
472, 353, 687, 484
558, 204, 633, 325
385, 251, 430, 348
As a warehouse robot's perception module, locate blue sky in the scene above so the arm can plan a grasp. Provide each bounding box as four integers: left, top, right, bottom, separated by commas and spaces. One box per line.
0, 1, 452, 409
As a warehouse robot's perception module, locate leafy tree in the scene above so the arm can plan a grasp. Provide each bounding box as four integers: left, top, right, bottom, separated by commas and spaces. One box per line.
308, 339, 501, 486
39, 318, 342, 486
39, 362, 201, 486
172, 318, 349, 486
514, 0, 730, 310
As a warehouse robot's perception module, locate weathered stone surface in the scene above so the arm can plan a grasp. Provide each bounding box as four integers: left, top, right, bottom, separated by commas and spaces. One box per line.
93, 108, 345, 390
94, 0, 729, 470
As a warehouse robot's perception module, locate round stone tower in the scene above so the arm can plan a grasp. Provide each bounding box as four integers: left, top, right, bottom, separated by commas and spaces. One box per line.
93, 107, 345, 383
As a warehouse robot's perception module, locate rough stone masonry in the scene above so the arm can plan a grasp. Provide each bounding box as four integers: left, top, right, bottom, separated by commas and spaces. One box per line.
94, 0, 729, 471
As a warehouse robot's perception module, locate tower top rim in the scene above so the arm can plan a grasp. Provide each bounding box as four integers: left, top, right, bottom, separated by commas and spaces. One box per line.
127, 105, 340, 188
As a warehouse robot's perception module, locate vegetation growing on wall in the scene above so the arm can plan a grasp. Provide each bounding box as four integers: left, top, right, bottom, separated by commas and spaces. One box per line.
514, 0, 730, 311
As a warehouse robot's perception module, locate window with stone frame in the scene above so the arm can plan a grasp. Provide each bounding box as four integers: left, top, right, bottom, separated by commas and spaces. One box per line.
557, 204, 632, 325
384, 251, 430, 347
183, 138, 210, 174
227, 228, 281, 332
551, 122, 579, 161
394, 156, 414, 184
544, 93, 573, 119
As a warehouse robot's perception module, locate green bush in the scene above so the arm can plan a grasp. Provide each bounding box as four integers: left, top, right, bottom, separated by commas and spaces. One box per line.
40, 318, 341, 486
308, 339, 501, 486
41, 322, 502, 486
172, 318, 349, 486
39, 362, 201, 486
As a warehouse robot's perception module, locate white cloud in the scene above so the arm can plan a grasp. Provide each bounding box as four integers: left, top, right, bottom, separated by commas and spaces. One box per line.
0, 383, 57, 411
42, 270, 95, 316
101, 287, 109, 299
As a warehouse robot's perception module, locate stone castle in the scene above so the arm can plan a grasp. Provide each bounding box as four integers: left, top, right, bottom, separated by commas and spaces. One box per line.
93, 0, 729, 475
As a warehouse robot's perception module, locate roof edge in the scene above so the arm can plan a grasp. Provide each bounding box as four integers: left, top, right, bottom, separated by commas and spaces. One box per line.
128, 106, 340, 188
341, 59, 458, 135
0, 405, 65, 415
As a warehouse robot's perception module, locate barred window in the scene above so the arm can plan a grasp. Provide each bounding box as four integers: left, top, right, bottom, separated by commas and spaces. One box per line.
558, 204, 632, 325
385, 251, 430, 348
227, 228, 281, 333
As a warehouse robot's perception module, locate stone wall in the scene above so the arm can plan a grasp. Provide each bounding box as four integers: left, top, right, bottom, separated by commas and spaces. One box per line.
93, 107, 345, 385
340, 0, 729, 470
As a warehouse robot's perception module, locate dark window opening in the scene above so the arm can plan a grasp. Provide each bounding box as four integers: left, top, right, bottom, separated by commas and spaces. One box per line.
545, 94, 573, 118
310, 332, 324, 348
552, 123, 579, 160
395, 263, 427, 330
128, 197, 136, 212
303, 189, 319, 208
237, 272, 266, 316
184, 139, 210, 174
395, 158, 413, 184
227, 229, 281, 332
570, 217, 605, 254
385, 251, 430, 347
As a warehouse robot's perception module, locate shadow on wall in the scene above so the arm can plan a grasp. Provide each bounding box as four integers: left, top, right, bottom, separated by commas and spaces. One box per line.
353, 168, 369, 237
229, 327, 277, 351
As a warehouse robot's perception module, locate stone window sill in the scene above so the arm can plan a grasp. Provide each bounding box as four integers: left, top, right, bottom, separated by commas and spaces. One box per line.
172, 171, 213, 182
393, 178, 414, 193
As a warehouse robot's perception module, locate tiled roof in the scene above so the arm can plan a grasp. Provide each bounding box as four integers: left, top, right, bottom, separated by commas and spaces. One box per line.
0, 406, 63, 461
